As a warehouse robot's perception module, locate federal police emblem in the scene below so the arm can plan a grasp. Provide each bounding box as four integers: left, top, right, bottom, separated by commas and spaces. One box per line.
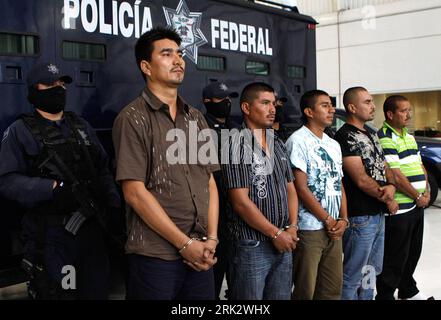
163, 0, 208, 64
47, 64, 60, 75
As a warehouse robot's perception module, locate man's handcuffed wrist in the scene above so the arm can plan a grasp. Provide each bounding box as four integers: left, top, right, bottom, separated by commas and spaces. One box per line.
178, 238, 196, 254
203, 235, 219, 244
387, 182, 396, 188
271, 228, 284, 240
415, 193, 423, 201
323, 214, 331, 223
337, 217, 350, 229
284, 223, 299, 230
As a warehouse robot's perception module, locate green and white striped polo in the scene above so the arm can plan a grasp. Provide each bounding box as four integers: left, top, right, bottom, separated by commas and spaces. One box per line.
378, 121, 426, 214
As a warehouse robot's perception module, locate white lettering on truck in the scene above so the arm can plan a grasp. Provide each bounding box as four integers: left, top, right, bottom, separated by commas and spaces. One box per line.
211, 19, 272, 56
62, 0, 152, 38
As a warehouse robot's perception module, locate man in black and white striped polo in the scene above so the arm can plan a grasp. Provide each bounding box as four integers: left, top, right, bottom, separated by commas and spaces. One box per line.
221, 82, 299, 300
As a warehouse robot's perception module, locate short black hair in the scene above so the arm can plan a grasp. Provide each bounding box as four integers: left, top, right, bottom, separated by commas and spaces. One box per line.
300, 89, 329, 123
135, 26, 182, 81
240, 82, 275, 105
383, 95, 409, 120
342, 86, 367, 112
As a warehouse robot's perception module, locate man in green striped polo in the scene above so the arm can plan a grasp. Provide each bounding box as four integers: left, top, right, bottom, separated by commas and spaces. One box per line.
376, 95, 433, 300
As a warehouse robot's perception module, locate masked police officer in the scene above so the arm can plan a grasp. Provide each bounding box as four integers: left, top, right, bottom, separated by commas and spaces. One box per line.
0, 62, 121, 299
202, 81, 239, 299
272, 96, 289, 141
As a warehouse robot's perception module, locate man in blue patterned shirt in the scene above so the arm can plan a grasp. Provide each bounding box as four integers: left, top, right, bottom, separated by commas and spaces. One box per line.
286, 89, 348, 300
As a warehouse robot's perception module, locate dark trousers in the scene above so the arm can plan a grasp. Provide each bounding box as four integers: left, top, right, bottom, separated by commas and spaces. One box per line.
213, 224, 230, 300
25, 219, 110, 300
127, 254, 215, 300
375, 207, 424, 300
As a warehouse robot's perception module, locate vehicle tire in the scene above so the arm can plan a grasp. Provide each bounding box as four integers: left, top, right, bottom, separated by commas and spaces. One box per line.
427, 172, 438, 207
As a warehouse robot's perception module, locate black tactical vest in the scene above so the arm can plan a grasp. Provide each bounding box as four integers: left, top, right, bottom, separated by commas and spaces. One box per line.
21, 111, 101, 215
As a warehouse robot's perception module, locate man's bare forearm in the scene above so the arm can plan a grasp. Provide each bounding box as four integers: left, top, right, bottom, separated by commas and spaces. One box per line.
385, 165, 396, 186
287, 182, 298, 225
354, 175, 383, 199
295, 184, 329, 221
207, 174, 219, 237
339, 184, 348, 219
229, 189, 279, 238
392, 169, 420, 200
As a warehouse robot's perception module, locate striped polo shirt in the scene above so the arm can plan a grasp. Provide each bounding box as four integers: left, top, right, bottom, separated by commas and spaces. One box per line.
377, 121, 426, 214
221, 126, 294, 241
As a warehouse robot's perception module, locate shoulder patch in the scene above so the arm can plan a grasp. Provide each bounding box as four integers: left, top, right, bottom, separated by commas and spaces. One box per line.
77, 129, 91, 146
2, 127, 10, 143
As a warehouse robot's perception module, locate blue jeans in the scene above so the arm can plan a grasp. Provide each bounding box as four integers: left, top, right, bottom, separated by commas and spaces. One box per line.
229, 239, 292, 300
127, 254, 215, 300
342, 214, 385, 300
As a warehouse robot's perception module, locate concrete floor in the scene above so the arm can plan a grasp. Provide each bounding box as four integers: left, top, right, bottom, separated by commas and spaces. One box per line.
217, 201, 441, 300
2, 200, 441, 300
412, 198, 441, 299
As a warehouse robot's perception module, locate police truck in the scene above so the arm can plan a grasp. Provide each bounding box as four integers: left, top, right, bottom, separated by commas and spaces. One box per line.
0, 0, 317, 292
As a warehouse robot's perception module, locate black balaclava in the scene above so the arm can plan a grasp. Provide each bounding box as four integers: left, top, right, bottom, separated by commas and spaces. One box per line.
275, 106, 285, 123
28, 86, 66, 114
204, 99, 232, 119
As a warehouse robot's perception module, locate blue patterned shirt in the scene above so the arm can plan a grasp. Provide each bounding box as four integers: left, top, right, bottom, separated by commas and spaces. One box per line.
286, 126, 343, 231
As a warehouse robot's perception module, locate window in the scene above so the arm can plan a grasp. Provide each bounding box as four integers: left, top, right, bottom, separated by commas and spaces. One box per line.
197, 55, 225, 72
0, 33, 38, 55
246, 61, 269, 75
372, 91, 441, 137
4, 66, 22, 81
287, 65, 306, 79
62, 41, 106, 61
294, 85, 302, 94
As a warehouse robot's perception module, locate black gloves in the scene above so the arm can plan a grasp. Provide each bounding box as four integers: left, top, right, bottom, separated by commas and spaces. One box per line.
52, 181, 78, 213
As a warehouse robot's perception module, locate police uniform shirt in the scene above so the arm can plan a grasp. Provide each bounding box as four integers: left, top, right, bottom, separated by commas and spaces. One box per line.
0, 114, 119, 209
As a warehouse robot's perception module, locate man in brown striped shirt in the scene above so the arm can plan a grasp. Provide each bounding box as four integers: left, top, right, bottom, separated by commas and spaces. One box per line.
113, 27, 219, 300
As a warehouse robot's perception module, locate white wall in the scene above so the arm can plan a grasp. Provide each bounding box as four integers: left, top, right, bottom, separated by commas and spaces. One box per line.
299, 0, 441, 106
297, 0, 401, 16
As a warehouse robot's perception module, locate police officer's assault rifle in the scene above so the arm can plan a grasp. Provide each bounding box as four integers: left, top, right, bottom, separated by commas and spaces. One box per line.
47, 149, 104, 235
